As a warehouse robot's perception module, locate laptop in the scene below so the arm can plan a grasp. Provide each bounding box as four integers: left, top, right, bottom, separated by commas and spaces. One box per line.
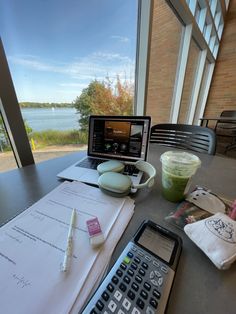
57, 115, 151, 186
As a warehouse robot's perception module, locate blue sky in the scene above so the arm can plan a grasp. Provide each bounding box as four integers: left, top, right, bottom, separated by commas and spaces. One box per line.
0, 0, 138, 103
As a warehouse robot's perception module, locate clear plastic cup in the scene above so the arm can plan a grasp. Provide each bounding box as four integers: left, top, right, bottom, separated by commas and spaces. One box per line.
160, 151, 201, 202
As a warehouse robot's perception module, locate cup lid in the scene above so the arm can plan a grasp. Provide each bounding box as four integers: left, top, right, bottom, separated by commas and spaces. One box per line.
160, 150, 201, 168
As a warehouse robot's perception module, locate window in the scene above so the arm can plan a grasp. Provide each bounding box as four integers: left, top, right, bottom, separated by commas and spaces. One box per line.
0, 0, 139, 171
0, 111, 17, 172
146, 0, 229, 126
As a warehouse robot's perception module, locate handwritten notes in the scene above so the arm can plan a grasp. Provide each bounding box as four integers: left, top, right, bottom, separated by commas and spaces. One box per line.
0, 181, 134, 314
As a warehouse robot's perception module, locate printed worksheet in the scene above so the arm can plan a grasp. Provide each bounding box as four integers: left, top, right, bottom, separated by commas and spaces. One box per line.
0, 181, 132, 314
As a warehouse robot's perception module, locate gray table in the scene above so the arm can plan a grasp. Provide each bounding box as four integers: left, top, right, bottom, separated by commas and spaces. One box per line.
0, 145, 236, 314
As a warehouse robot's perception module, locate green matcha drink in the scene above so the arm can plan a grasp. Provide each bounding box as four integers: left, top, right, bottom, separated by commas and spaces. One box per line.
160, 151, 201, 202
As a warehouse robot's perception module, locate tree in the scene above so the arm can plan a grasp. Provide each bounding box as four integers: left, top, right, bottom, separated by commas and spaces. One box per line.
73, 76, 134, 131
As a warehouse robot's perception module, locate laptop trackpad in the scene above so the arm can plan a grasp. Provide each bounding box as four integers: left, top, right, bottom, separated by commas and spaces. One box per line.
58, 167, 99, 185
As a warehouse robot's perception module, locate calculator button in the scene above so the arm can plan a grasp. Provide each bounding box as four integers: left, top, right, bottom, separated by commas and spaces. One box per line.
151, 279, 158, 286
108, 300, 117, 312
127, 290, 135, 300
146, 306, 155, 314
141, 262, 148, 269
158, 277, 163, 286
153, 289, 161, 299
140, 289, 148, 300
127, 251, 134, 258
154, 270, 162, 277
116, 269, 123, 277
122, 298, 131, 310
89, 309, 97, 314
131, 246, 137, 252
134, 257, 141, 264
153, 260, 160, 267
150, 271, 155, 279
144, 282, 151, 291
131, 307, 141, 314
138, 268, 146, 276
150, 270, 163, 286
120, 263, 127, 270
161, 266, 168, 274
137, 250, 144, 257
135, 275, 143, 284
150, 298, 158, 309
145, 255, 151, 262
131, 262, 138, 270
124, 256, 131, 264
118, 310, 125, 314
128, 269, 134, 277
102, 291, 110, 301
96, 300, 104, 311
124, 275, 131, 284
131, 282, 139, 292
119, 282, 127, 292
112, 276, 119, 284
107, 283, 114, 292
114, 290, 123, 301
136, 297, 145, 309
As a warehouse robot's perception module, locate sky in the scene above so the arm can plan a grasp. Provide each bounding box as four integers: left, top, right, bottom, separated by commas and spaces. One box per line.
0, 0, 138, 103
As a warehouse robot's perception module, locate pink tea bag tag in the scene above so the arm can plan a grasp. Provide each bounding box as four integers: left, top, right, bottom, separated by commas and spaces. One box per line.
86, 217, 105, 248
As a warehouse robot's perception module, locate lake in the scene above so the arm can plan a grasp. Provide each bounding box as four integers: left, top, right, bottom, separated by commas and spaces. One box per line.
21, 108, 80, 132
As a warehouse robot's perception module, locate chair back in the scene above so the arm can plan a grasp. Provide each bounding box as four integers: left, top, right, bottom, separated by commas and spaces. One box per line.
216, 110, 236, 130
220, 110, 236, 118
150, 123, 216, 155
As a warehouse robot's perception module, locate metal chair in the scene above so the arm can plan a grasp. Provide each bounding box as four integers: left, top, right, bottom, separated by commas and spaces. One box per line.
150, 123, 216, 155
215, 110, 236, 153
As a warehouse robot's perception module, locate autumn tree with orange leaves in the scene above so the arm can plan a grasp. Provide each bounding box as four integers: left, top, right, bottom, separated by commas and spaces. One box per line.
73, 76, 134, 130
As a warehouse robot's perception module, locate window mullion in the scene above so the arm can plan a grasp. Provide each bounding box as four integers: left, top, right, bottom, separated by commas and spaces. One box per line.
170, 24, 193, 123
186, 49, 207, 124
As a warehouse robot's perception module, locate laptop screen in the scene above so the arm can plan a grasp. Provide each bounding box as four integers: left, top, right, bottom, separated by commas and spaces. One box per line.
88, 116, 151, 162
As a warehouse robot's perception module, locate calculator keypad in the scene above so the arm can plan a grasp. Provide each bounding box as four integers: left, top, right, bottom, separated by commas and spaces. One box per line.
83, 242, 174, 314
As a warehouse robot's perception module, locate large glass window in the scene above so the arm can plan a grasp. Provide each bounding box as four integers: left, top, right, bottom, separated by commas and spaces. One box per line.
0, 111, 17, 172
0, 0, 138, 169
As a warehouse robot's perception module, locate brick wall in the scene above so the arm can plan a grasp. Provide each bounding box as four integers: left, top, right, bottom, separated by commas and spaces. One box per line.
146, 0, 182, 125
204, 1, 236, 120
146, 0, 236, 127
178, 39, 200, 123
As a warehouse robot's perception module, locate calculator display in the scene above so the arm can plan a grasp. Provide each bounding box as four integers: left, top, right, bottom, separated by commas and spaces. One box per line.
137, 225, 175, 263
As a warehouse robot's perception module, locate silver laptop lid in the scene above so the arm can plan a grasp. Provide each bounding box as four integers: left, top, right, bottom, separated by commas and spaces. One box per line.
88, 115, 151, 162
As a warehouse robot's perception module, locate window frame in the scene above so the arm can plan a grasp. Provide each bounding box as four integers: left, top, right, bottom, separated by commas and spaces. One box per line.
0, 37, 34, 167
165, 0, 229, 125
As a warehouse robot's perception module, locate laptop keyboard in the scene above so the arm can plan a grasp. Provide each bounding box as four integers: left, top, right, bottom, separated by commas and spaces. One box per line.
123, 164, 139, 176
76, 158, 107, 169
76, 158, 139, 176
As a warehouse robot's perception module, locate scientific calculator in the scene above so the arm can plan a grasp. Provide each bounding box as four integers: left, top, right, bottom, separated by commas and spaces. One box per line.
81, 220, 182, 314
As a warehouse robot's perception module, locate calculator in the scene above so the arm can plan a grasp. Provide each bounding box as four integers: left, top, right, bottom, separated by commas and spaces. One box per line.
81, 220, 182, 314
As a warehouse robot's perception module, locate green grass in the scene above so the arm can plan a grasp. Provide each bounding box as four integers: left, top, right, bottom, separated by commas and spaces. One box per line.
29, 129, 88, 148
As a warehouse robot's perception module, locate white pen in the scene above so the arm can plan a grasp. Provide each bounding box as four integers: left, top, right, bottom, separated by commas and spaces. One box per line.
61, 208, 76, 272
